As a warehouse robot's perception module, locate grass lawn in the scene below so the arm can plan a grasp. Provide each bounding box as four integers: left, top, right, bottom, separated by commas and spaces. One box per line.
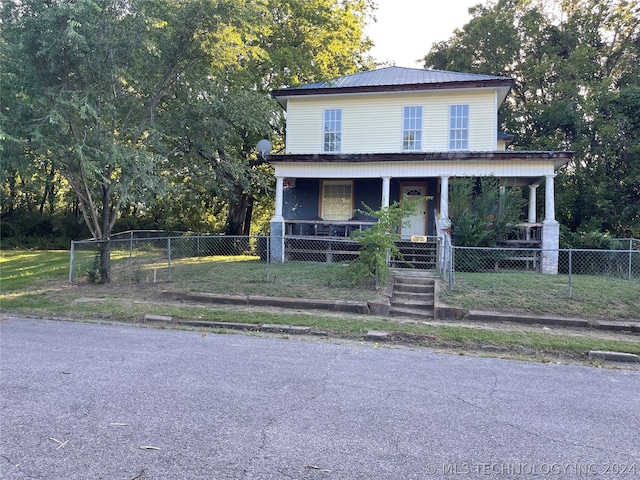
441, 272, 640, 320
74, 252, 378, 301
1, 250, 70, 291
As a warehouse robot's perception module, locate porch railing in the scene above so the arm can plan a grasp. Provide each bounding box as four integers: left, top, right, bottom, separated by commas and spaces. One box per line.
284, 219, 377, 237
504, 222, 543, 244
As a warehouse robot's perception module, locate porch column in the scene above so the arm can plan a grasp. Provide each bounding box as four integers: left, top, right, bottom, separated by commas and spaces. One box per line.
544, 174, 556, 222
381, 176, 391, 208
274, 176, 284, 220
528, 185, 538, 223
541, 174, 559, 274
438, 175, 453, 277
270, 176, 285, 263
439, 176, 451, 227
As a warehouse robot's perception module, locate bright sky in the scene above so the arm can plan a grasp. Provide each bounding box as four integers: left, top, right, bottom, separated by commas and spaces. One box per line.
365, 0, 483, 68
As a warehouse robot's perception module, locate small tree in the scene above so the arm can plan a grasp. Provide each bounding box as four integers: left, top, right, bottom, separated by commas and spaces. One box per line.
347, 197, 427, 287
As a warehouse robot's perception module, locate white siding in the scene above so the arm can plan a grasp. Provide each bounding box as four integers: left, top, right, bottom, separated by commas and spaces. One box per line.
285, 89, 498, 154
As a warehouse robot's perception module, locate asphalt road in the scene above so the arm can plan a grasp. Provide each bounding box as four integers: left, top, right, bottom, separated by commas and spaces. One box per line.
1, 318, 639, 480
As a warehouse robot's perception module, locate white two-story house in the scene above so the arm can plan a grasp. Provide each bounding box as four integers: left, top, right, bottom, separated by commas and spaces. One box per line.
267, 66, 572, 273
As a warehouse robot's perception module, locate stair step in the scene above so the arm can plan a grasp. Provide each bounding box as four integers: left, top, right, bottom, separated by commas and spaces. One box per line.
391, 292, 433, 303
393, 276, 435, 286
391, 300, 434, 309
393, 284, 433, 294
390, 262, 436, 269
389, 273, 436, 320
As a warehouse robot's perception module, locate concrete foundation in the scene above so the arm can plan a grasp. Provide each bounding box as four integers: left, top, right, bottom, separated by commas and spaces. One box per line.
270, 219, 285, 263
541, 220, 559, 274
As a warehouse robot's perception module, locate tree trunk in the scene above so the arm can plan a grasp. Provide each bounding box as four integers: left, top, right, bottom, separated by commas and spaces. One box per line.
243, 197, 254, 236
99, 240, 111, 284
99, 184, 113, 283
226, 190, 251, 236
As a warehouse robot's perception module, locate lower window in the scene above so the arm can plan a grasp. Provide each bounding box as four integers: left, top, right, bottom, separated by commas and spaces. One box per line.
321, 180, 353, 221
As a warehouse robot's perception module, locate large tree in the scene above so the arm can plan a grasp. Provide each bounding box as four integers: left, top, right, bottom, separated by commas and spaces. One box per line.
1, 0, 264, 281
147, 0, 376, 236
1, 0, 376, 270
423, 0, 640, 237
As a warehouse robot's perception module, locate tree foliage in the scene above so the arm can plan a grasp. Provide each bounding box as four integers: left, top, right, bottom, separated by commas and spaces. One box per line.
1, 0, 374, 280
424, 0, 640, 237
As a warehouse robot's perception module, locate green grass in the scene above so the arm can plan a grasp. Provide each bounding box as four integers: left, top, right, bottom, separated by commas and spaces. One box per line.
0, 250, 70, 291
441, 272, 640, 319
79, 253, 377, 301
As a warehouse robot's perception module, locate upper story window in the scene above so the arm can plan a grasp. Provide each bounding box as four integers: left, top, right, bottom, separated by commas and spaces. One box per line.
449, 104, 469, 150
323, 109, 342, 153
402, 106, 423, 151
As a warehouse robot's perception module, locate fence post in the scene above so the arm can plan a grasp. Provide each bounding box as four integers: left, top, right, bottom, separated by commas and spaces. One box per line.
448, 242, 454, 291
69, 241, 75, 283
266, 236, 271, 282
168, 238, 172, 281
129, 231, 133, 265
628, 242, 633, 281
568, 249, 573, 299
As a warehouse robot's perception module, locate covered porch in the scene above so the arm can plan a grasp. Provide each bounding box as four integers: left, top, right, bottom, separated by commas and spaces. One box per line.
268, 151, 572, 273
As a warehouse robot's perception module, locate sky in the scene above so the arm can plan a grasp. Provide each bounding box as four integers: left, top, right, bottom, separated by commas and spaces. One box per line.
365, 0, 483, 68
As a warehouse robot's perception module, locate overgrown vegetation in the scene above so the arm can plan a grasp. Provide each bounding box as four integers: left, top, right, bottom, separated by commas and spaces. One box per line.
346, 198, 428, 287
449, 177, 527, 247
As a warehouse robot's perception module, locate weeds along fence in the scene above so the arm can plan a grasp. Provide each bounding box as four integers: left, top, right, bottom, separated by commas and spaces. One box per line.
447, 245, 640, 298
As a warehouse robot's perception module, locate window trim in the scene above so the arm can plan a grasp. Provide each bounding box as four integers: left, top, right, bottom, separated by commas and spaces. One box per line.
323, 109, 342, 153
402, 106, 423, 151
449, 104, 469, 151
320, 179, 353, 221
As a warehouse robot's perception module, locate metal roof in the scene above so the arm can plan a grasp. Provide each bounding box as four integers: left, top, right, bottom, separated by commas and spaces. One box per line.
289, 66, 512, 90
271, 66, 514, 108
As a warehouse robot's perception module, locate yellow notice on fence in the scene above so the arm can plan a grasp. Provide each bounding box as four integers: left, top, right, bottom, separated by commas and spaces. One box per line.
410, 235, 428, 243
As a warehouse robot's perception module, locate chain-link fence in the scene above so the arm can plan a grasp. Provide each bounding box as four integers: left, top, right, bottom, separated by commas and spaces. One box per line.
70, 233, 639, 301
446, 245, 640, 298
69, 234, 378, 300
71, 235, 267, 284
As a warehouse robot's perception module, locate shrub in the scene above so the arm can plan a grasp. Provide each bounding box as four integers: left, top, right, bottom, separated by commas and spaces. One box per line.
345, 197, 427, 287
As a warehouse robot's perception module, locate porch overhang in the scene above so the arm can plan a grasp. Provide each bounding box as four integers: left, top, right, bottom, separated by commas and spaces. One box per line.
267, 151, 573, 182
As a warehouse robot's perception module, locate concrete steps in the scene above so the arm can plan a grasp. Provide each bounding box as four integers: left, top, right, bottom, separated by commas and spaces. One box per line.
389, 274, 435, 320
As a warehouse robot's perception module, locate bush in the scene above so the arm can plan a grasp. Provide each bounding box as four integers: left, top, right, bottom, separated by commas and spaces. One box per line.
560, 230, 624, 250
345, 198, 427, 287
449, 177, 526, 247
0, 210, 89, 249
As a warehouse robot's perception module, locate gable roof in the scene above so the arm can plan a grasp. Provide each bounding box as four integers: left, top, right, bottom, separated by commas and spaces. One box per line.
271, 66, 514, 108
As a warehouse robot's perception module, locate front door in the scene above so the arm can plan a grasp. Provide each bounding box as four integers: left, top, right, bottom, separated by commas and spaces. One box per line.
401, 184, 428, 239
